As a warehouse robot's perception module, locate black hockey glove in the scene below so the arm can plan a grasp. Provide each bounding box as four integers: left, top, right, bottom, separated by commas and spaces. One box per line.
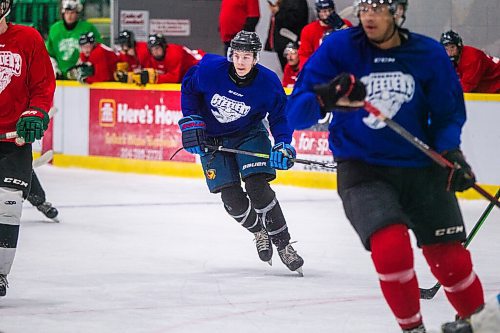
442, 149, 476, 192
326, 12, 345, 30
313, 73, 366, 114
178, 115, 207, 156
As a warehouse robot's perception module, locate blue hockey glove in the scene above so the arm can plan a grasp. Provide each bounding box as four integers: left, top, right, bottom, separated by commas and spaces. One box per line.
313, 73, 366, 113
178, 115, 207, 155
270, 142, 296, 170
16, 109, 50, 143
442, 149, 476, 192
326, 12, 345, 30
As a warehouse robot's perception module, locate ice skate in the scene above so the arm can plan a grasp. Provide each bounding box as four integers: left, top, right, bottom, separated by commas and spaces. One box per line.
36, 201, 59, 222
277, 243, 304, 276
402, 324, 426, 333
253, 228, 273, 265
0, 274, 8, 297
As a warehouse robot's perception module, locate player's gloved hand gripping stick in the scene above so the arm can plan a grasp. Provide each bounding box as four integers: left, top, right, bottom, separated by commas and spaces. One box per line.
314, 73, 500, 209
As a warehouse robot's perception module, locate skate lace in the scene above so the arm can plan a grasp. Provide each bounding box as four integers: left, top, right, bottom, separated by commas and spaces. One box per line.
278, 242, 299, 265
254, 230, 270, 252
0, 274, 8, 288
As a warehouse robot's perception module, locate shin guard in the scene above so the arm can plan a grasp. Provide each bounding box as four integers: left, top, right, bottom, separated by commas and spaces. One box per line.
370, 224, 422, 330
422, 242, 484, 318
221, 185, 260, 233
0, 188, 23, 275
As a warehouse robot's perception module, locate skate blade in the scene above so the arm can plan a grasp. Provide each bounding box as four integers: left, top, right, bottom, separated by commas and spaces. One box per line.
267, 259, 272, 266
295, 267, 304, 277
49, 217, 60, 223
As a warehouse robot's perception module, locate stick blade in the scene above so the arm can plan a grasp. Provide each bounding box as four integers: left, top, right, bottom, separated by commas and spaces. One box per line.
419, 285, 441, 300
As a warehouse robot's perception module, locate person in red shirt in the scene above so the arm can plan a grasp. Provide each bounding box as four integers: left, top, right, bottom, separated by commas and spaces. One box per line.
298, 0, 352, 66
70, 32, 118, 84
440, 30, 500, 94
282, 42, 300, 88
0, 0, 56, 297
219, 0, 260, 54
138, 34, 204, 85
114, 30, 149, 73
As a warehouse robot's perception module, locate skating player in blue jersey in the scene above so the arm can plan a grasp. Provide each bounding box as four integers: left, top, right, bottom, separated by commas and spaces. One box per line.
179, 30, 304, 275
286, 0, 486, 332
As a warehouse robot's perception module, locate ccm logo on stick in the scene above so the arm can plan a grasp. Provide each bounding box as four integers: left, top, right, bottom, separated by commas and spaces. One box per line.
435, 226, 464, 236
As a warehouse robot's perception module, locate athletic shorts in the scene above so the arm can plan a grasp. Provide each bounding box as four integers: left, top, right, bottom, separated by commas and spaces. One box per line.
0, 142, 33, 198
336, 160, 466, 250
201, 124, 276, 193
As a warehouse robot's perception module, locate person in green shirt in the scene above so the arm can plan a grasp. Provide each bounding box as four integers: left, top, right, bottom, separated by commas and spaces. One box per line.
46, 0, 102, 78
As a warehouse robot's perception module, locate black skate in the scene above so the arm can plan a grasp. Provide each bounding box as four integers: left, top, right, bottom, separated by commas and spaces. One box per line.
253, 228, 273, 265
402, 324, 426, 333
0, 274, 8, 297
37, 202, 59, 222
277, 243, 304, 276
441, 319, 472, 333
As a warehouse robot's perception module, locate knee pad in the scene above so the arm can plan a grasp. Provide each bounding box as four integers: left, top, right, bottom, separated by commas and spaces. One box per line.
221, 185, 259, 231
371, 224, 415, 281
0, 187, 23, 227
422, 242, 474, 288
244, 174, 275, 209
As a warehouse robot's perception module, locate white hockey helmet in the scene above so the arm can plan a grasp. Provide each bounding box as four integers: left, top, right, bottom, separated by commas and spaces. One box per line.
61, 0, 83, 13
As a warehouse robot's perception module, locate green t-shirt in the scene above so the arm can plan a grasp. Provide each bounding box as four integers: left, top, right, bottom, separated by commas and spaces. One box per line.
46, 20, 102, 76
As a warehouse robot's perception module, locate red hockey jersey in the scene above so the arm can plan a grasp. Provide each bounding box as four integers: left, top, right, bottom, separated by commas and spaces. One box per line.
143, 44, 204, 83
457, 46, 500, 93
80, 43, 119, 84
219, 0, 260, 43
116, 41, 149, 72
282, 64, 300, 88
0, 24, 55, 139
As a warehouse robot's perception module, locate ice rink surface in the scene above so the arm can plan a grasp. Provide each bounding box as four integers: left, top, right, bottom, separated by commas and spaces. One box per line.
0, 165, 498, 333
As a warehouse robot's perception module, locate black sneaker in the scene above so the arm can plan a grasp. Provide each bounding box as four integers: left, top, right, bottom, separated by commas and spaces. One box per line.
253, 228, 273, 265
0, 274, 8, 297
403, 324, 426, 333
277, 243, 304, 276
441, 319, 473, 333
37, 201, 59, 220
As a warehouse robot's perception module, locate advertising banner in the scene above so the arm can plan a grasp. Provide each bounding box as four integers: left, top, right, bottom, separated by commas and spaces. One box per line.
89, 89, 195, 162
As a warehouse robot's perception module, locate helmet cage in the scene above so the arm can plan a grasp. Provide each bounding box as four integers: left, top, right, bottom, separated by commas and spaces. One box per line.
0, 0, 11, 21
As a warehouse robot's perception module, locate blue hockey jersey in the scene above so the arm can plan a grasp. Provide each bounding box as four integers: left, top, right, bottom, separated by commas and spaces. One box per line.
181, 54, 292, 144
286, 26, 466, 167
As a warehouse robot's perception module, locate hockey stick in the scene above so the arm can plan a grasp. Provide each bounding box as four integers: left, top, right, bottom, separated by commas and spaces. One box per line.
33, 150, 54, 168
419, 188, 500, 299
363, 101, 500, 209
204, 145, 337, 170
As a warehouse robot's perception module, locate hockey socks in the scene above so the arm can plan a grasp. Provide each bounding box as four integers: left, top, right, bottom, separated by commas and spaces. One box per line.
422, 242, 484, 319
370, 224, 422, 330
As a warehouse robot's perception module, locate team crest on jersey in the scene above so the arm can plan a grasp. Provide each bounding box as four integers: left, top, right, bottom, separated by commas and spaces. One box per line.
210, 93, 251, 123
58, 38, 80, 61
0, 51, 22, 93
206, 169, 216, 180
361, 72, 415, 129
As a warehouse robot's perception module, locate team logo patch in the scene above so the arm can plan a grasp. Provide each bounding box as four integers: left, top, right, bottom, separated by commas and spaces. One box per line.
210, 93, 251, 123
0, 51, 22, 93
206, 169, 216, 180
361, 71, 415, 129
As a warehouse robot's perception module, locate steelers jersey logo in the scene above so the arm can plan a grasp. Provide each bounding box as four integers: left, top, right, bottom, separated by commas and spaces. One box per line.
206, 169, 216, 180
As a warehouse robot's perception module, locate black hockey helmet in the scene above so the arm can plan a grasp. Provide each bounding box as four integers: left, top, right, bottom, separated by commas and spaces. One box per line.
440, 30, 463, 48
115, 30, 135, 48
79, 31, 96, 46
315, 0, 335, 11
148, 34, 167, 50
230, 30, 262, 53
283, 42, 299, 57
0, 0, 12, 21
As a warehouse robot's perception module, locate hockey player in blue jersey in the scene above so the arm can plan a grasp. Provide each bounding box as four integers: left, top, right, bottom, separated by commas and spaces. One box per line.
286, 0, 485, 332
179, 30, 304, 275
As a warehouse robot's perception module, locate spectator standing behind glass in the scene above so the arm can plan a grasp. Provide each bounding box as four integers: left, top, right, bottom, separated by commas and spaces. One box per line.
67, 32, 118, 84
282, 42, 300, 88
135, 34, 205, 85
264, 0, 309, 70
46, 0, 102, 79
219, 0, 260, 55
440, 30, 500, 94
298, 0, 352, 66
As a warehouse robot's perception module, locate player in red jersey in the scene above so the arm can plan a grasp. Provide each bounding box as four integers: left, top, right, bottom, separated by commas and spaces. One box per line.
440, 30, 500, 94
70, 32, 118, 84
298, 0, 352, 66
137, 34, 204, 85
0, 0, 56, 297
113, 30, 150, 83
219, 0, 260, 54
282, 42, 300, 88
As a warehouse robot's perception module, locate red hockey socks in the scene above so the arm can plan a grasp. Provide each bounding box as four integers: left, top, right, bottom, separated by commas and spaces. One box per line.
422, 242, 484, 318
370, 224, 422, 330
